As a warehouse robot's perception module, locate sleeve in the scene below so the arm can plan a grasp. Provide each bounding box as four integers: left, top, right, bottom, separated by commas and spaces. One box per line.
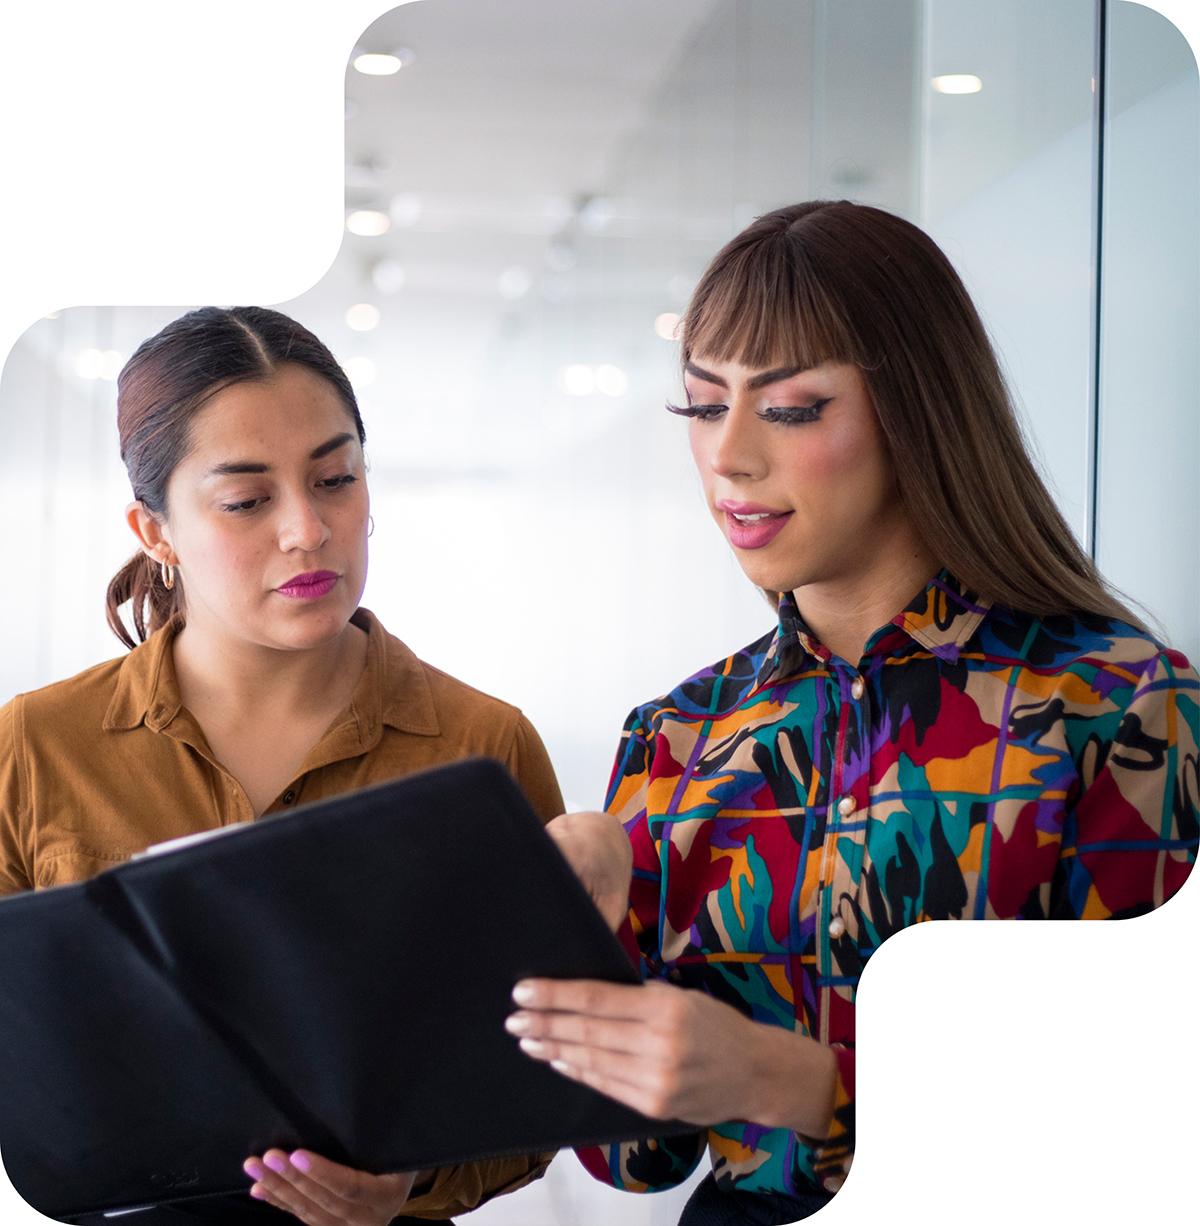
575, 706, 710, 1193
0, 697, 33, 897
1053, 646, 1199, 919
504, 714, 565, 825
399, 1153, 552, 1219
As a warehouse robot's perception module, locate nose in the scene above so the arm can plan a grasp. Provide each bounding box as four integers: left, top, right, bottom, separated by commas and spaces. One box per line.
708, 403, 768, 482
277, 491, 331, 554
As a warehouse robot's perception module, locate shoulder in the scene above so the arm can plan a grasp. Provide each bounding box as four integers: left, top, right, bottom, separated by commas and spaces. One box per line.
1, 653, 131, 743
973, 606, 1196, 698
621, 626, 778, 741
364, 610, 527, 746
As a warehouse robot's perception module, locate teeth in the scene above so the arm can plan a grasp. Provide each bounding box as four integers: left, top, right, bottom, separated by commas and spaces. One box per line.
732, 512, 772, 523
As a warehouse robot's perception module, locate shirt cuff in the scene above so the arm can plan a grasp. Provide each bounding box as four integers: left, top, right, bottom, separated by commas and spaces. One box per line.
811, 1044, 854, 1194
397, 1153, 554, 1219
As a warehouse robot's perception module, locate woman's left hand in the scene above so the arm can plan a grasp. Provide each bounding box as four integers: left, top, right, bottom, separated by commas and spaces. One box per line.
506, 977, 838, 1139
243, 1149, 424, 1225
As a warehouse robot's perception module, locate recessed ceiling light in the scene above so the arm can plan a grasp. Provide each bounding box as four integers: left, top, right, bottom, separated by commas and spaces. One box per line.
344, 356, 377, 389
654, 312, 681, 340
595, 365, 628, 397
560, 365, 595, 396
354, 54, 401, 76
932, 74, 982, 94
346, 303, 381, 331
346, 210, 390, 236
73, 348, 123, 380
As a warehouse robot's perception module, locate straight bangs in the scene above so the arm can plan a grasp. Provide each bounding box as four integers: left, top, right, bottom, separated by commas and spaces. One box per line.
682, 225, 861, 373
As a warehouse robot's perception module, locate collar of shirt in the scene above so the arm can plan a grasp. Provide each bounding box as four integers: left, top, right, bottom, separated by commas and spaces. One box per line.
99, 608, 440, 772
755, 570, 993, 690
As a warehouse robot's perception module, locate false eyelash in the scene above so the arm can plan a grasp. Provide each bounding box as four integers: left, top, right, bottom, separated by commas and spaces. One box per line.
761, 398, 832, 424
665, 401, 725, 420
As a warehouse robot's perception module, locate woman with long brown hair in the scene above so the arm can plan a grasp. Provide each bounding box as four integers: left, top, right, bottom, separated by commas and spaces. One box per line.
507, 201, 1200, 1224
0, 305, 566, 1225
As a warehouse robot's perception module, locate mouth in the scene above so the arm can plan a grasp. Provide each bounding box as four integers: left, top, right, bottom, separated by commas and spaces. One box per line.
716, 501, 792, 550
276, 571, 339, 600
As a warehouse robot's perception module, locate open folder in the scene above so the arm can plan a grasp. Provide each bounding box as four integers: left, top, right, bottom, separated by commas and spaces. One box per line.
0, 759, 685, 1222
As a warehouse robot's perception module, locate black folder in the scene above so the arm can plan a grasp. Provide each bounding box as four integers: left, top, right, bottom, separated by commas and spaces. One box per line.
0, 759, 684, 1222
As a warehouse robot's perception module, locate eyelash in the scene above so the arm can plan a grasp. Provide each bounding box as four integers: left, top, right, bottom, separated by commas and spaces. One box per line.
220, 474, 358, 514
665, 399, 831, 425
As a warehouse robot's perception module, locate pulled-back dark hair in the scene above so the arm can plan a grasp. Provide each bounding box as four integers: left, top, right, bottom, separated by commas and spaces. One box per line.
684, 200, 1144, 629
106, 306, 365, 649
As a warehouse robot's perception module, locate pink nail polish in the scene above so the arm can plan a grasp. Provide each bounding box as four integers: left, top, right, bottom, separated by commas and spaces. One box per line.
290, 1151, 311, 1173
244, 1161, 265, 1180
264, 1154, 287, 1175
249, 1186, 266, 1200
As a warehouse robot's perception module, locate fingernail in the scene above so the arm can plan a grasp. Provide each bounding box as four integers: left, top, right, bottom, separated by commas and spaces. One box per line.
290, 1151, 311, 1173
518, 1036, 547, 1056
249, 1186, 266, 1200
263, 1154, 287, 1175
511, 982, 535, 1005
551, 1059, 573, 1075
505, 1013, 530, 1034
244, 1161, 265, 1180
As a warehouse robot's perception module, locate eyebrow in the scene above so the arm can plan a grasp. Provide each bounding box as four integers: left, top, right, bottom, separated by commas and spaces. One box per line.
683, 361, 811, 390
208, 432, 356, 476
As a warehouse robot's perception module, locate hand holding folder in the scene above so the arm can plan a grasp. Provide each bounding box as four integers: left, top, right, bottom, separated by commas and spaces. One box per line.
0, 758, 686, 1222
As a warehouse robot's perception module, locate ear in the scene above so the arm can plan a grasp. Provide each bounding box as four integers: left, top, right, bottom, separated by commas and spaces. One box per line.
125, 501, 177, 565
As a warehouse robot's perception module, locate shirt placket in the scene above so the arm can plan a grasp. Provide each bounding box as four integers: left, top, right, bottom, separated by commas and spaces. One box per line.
815, 664, 868, 1045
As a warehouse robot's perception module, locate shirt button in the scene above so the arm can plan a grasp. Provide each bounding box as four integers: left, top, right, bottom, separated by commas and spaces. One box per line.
850, 676, 865, 700
828, 917, 846, 939
837, 794, 855, 817
281, 790, 296, 805
825, 1176, 845, 1193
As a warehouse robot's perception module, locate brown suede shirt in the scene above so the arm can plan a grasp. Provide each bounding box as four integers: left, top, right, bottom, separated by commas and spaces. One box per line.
0, 607, 563, 1219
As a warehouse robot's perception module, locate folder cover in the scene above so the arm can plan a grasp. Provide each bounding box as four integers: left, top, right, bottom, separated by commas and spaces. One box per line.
0, 759, 684, 1221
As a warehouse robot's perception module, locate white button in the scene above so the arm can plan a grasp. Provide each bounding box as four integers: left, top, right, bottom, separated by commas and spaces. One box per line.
851, 676, 864, 700
825, 1176, 845, 1193
828, 917, 845, 938
837, 794, 854, 817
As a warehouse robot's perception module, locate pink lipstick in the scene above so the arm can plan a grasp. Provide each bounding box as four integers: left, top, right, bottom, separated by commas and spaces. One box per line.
717, 500, 793, 550
276, 571, 338, 600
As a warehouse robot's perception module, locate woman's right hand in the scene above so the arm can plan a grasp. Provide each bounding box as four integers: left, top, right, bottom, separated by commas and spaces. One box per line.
544, 811, 633, 931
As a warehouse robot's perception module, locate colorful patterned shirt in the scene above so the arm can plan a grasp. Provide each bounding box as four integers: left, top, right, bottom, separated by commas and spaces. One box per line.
577, 574, 1199, 1201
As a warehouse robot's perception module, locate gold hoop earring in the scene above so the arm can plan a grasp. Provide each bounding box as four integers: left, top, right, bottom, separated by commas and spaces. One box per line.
161, 560, 175, 591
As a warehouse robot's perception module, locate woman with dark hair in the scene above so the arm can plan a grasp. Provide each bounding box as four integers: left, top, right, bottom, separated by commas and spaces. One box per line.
0, 306, 566, 1224
506, 201, 1200, 1224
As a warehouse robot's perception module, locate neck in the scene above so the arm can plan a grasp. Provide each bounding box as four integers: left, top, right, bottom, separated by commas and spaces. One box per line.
170, 616, 368, 725
793, 533, 940, 666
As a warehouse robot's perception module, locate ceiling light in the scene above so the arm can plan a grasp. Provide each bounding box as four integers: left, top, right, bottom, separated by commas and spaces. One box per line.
560, 365, 595, 396
346, 303, 381, 331
354, 54, 401, 76
932, 74, 982, 94
346, 210, 390, 236
498, 266, 532, 300
595, 365, 628, 397
344, 357, 376, 389
654, 312, 681, 340
372, 259, 406, 294
545, 245, 576, 272
73, 348, 123, 379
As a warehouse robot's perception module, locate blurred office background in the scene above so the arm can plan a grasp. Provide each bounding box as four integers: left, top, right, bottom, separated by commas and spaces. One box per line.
0, 2, 1196, 1217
